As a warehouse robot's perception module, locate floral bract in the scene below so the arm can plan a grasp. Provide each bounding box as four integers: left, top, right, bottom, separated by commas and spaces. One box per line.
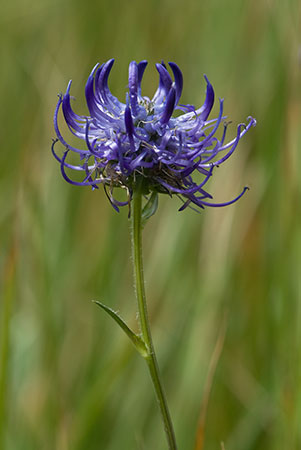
53, 59, 256, 211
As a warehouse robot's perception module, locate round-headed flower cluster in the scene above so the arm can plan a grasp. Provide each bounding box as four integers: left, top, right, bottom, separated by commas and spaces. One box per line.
53, 59, 256, 212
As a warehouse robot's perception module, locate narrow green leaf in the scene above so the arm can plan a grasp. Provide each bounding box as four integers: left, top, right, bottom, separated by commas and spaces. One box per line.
141, 192, 158, 227
93, 301, 148, 358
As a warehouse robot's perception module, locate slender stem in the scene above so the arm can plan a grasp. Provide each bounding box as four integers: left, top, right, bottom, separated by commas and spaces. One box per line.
131, 188, 177, 450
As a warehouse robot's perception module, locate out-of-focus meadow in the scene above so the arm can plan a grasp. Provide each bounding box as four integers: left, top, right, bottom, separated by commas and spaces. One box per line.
0, 0, 300, 449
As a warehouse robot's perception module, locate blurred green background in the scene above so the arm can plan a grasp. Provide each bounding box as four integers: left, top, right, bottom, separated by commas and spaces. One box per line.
0, 0, 300, 449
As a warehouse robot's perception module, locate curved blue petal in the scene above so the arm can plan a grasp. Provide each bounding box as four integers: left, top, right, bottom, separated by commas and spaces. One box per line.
152, 63, 173, 104
199, 186, 249, 207
197, 75, 215, 121
160, 85, 176, 124
128, 61, 139, 116
168, 62, 183, 105
137, 60, 148, 94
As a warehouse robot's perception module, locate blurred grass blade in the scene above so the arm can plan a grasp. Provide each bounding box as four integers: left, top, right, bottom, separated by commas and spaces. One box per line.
194, 313, 227, 450
93, 301, 148, 357
0, 243, 16, 449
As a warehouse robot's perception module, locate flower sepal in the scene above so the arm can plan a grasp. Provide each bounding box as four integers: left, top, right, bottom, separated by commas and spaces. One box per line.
141, 192, 159, 228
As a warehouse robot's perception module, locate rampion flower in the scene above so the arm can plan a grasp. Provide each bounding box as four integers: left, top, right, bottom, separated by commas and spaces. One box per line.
53, 59, 256, 212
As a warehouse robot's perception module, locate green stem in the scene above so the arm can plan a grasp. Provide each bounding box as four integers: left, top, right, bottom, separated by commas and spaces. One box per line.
131, 187, 177, 450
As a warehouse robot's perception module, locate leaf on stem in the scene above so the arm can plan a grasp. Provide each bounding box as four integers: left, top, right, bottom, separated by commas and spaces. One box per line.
93, 300, 148, 357
141, 192, 158, 227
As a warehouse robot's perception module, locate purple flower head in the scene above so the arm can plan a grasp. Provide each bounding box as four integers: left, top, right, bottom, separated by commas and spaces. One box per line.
53, 59, 256, 212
